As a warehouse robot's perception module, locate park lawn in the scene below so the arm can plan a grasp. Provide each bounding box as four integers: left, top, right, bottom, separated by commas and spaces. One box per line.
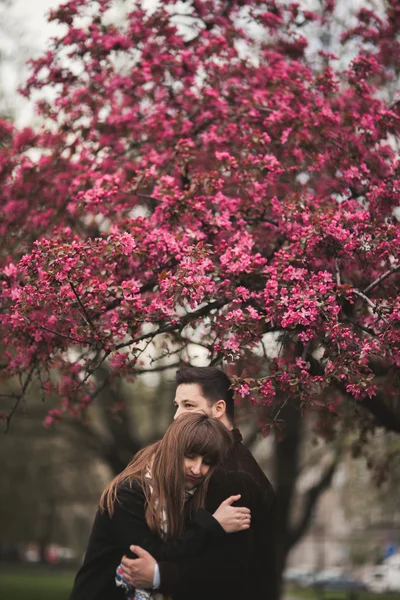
0, 570, 75, 600
290, 587, 397, 600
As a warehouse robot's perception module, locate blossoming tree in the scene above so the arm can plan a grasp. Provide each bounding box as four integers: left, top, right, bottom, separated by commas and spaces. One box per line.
1, 0, 400, 442
2, 0, 400, 585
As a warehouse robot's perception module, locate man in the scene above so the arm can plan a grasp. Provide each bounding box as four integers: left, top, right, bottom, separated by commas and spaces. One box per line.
121, 366, 278, 599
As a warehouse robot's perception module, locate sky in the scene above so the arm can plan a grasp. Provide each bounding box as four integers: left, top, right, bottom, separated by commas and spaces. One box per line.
0, 0, 160, 124
0, 0, 61, 124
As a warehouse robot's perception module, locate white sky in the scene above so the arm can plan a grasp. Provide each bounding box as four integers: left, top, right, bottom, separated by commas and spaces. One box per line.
0, 0, 61, 124
0, 0, 159, 124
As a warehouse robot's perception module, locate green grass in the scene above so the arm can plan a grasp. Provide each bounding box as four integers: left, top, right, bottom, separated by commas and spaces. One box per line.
1, 571, 398, 600
290, 586, 398, 600
0, 570, 75, 600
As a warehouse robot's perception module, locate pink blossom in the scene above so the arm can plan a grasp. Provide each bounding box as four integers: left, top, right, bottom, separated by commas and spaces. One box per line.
237, 384, 250, 398
0, 0, 398, 438
119, 232, 136, 256
4, 263, 17, 277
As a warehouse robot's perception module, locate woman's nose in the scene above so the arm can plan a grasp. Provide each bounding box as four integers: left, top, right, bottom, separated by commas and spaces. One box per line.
191, 459, 202, 474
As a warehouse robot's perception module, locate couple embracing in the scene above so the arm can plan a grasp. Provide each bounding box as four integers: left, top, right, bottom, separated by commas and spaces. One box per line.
69, 367, 278, 600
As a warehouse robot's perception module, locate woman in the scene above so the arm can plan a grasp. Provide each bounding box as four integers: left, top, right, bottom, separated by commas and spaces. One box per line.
69, 413, 252, 600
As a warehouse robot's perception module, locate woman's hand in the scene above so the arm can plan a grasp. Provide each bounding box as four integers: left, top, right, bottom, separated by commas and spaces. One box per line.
213, 494, 251, 533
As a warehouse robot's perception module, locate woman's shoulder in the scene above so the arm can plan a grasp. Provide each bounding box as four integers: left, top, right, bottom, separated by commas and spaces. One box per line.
116, 478, 145, 500
100, 479, 146, 518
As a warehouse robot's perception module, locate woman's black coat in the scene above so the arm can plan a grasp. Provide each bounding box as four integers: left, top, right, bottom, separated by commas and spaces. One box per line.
69, 473, 256, 600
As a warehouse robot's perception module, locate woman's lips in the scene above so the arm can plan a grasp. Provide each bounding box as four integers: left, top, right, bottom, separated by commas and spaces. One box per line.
187, 474, 202, 481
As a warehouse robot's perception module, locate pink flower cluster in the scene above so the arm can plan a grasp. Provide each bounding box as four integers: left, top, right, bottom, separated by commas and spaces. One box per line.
1, 0, 400, 435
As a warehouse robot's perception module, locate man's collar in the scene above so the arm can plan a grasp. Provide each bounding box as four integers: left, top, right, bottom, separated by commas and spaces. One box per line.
231, 428, 243, 443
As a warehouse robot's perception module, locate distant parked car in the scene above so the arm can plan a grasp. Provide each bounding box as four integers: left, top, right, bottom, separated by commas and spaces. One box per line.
364, 556, 400, 594
366, 566, 390, 594
296, 572, 317, 588
314, 573, 366, 592
283, 568, 316, 587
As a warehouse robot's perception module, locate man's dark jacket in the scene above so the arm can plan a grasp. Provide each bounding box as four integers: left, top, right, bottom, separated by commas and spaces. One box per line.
158, 428, 278, 600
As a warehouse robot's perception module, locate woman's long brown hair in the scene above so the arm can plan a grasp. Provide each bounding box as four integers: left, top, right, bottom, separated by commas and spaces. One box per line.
100, 413, 233, 538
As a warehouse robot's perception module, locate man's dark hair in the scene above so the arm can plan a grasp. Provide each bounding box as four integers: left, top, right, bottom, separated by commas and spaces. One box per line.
175, 366, 234, 423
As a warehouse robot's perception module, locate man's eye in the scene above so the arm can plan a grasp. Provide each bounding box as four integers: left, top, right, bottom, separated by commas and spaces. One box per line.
185, 404, 193, 408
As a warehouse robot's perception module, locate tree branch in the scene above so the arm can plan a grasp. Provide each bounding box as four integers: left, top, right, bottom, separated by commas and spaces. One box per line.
360, 393, 400, 434
364, 264, 400, 295
307, 354, 400, 434
287, 453, 340, 550
5, 365, 35, 433
115, 299, 227, 350
69, 281, 98, 334
74, 351, 111, 391
353, 288, 379, 312
352, 289, 389, 324
135, 361, 181, 374
334, 258, 341, 286
92, 259, 179, 318
40, 325, 89, 345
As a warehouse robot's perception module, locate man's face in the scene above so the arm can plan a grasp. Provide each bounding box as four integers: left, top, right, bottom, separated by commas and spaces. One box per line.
173, 383, 213, 419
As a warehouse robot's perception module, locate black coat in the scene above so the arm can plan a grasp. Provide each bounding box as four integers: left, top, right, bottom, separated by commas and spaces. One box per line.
158, 429, 277, 600
69, 481, 229, 600
69, 429, 276, 600
229, 428, 277, 600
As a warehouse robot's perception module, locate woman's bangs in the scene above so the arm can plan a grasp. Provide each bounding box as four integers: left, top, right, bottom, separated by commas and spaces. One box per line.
185, 426, 223, 465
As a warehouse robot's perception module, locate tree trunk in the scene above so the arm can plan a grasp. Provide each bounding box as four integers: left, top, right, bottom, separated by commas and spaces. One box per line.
274, 403, 304, 596
38, 499, 57, 563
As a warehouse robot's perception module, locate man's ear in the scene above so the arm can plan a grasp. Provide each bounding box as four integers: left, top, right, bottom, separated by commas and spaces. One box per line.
212, 399, 226, 419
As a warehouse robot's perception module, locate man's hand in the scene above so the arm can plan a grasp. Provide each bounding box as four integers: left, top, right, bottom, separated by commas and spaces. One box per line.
213, 494, 251, 533
121, 545, 156, 588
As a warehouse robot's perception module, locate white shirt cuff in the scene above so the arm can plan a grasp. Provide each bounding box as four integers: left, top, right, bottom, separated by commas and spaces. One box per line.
152, 563, 160, 589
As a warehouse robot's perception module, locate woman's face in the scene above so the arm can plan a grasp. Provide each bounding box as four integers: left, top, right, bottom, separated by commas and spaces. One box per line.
183, 454, 211, 489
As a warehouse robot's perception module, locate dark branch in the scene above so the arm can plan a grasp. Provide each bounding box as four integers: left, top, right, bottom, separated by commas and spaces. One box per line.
334, 258, 341, 285
115, 299, 227, 350
135, 361, 181, 374
307, 354, 400, 434
287, 455, 339, 550
93, 259, 179, 318
360, 393, 400, 434
5, 366, 35, 433
40, 325, 89, 345
74, 351, 111, 391
69, 281, 98, 334
364, 264, 400, 295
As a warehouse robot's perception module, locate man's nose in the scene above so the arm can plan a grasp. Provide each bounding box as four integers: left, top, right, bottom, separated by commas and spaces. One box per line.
174, 407, 182, 420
